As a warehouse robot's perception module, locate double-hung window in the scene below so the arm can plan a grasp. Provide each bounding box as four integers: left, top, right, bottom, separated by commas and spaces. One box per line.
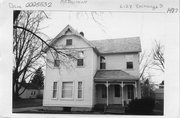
77, 51, 84, 67
54, 60, 60, 67
125, 55, 133, 69
52, 82, 58, 98
62, 82, 73, 98
100, 56, 106, 69
77, 81, 83, 99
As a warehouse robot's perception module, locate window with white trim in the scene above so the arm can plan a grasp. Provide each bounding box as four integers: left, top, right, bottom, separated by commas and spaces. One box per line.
31, 91, 35, 95
52, 82, 58, 98
127, 61, 133, 69
100, 56, 106, 69
62, 82, 73, 98
66, 39, 72, 46
125, 55, 134, 69
54, 60, 60, 67
77, 51, 84, 67
77, 81, 83, 99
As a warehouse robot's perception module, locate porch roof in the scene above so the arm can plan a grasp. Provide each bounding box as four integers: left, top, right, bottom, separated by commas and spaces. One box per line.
94, 70, 139, 82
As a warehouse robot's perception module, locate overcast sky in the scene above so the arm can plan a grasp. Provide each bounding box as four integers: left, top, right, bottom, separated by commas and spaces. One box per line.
40, 11, 166, 84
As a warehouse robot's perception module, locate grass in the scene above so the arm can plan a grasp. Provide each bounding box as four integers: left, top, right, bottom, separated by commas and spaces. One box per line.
15, 109, 163, 115
13, 98, 42, 108
13, 99, 163, 115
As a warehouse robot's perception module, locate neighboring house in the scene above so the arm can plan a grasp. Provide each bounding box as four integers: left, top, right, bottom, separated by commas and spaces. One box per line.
155, 87, 164, 100
19, 83, 43, 99
43, 25, 142, 111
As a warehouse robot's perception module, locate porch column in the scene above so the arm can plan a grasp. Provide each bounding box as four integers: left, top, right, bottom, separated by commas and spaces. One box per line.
121, 82, 124, 107
105, 81, 109, 106
135, 81, 138, 98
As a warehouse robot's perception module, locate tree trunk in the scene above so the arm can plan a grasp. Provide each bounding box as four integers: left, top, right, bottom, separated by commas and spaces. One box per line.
13, 69, 21, 100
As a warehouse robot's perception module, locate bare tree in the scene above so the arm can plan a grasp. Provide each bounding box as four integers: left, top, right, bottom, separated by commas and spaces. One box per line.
139, 40, 164, 98
139, 50, 153, 79
13, 10, 110, 99
140, 40, 165, 79
13, 11, 76, 99
75, 12, 108, 33
151, 40, 164, 72
13, 11, 46, 99
139, 51, 156, 98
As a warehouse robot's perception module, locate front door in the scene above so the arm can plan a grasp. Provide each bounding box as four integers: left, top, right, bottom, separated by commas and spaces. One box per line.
112, 85, 121, 104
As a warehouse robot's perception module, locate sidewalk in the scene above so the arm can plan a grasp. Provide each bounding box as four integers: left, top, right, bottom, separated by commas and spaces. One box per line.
13, 106, 44, 113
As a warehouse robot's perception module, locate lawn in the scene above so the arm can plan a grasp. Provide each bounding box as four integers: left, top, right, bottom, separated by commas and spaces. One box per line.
13, 98, 42, 108
13, 99, 163, 115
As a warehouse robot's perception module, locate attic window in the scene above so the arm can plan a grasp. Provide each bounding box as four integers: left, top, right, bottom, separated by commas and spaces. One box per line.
66, 39, 72, 46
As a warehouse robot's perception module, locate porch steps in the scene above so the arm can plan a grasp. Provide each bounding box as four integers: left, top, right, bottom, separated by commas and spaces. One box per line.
105, 104, 125, 114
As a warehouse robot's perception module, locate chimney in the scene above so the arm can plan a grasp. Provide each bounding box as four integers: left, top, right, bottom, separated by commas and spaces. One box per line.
80, 32, 84, 37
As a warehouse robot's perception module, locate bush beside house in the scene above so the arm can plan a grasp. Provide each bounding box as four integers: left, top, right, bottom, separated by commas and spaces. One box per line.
93, 104, 106, 112
154, 88, 164, 112
126, 97, 155, 114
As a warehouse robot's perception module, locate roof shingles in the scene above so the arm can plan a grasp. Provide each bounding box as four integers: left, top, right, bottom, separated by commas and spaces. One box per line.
90, 37, 141, 54
44, 25, 141, 54
94, 70, 139, 82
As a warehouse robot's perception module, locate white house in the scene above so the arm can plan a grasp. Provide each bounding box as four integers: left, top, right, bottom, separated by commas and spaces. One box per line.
43, 25, 141, 111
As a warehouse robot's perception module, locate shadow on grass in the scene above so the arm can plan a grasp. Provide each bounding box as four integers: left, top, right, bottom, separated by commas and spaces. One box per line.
13, 98, 42, 108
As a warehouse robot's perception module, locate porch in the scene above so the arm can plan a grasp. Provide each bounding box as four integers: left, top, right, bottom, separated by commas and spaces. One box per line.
95, 81, 138, 106
94, 70, 140, 110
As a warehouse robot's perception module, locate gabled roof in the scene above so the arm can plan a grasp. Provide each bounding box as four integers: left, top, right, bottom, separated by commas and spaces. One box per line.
43, 25, 98, 53
94, 70, 139, 82
90, 37, 141, 54
44, 25, 141, 54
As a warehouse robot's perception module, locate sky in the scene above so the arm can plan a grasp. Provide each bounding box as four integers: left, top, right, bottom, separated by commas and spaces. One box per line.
39, 11, 165, 84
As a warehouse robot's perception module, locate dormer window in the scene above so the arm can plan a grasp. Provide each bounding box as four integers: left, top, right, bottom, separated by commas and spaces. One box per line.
66, 39, 72, 46
100, 56, 106, 69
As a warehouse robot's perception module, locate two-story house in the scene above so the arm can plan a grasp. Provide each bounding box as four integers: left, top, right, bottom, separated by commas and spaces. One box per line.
43, 25, 141, 111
